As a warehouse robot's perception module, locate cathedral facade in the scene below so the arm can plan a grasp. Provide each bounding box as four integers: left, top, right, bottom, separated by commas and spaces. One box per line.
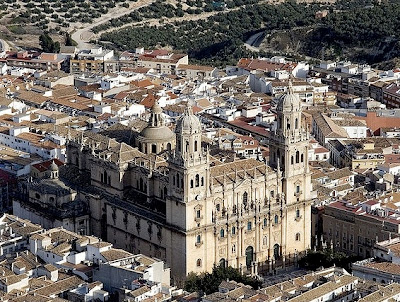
63, 85, 312, 279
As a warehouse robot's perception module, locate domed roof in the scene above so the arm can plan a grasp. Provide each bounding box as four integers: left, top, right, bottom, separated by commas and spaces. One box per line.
49, 160, 58, 171
139, 126, 174, 141
138, 100, 175, 142
277, 80, 300, 111
175, 105, 202, 134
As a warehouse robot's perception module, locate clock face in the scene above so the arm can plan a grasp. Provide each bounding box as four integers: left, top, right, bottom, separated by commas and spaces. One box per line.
196, 194, 202, 201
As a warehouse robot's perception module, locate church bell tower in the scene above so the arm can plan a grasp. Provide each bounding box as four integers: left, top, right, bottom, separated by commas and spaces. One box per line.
268, 80, 312, 256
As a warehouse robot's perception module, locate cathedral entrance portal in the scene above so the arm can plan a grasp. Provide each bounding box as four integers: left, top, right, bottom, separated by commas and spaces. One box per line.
219, 258, 226, 268
274, 244, 280, 259
245, 246, 254, 268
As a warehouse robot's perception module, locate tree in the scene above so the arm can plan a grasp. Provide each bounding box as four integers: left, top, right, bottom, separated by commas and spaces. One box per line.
65, 33, 76, 46
298, 249, 362, 272
39, 33, 60, 53
184, 265, 261, 294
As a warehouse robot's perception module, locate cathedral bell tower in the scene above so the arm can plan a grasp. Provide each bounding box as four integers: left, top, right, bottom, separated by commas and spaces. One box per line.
168, 104, 210, 204
269, 80, 310, 180
268, 80, 312, 258
166, 104, 211, 277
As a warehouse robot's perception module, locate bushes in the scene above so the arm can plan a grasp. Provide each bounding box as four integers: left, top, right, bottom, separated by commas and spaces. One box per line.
184, 265, 261, 295
298, 249, 362, 272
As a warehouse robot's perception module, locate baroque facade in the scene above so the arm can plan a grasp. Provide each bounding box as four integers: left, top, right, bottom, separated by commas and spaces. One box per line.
18, 85, 312, 279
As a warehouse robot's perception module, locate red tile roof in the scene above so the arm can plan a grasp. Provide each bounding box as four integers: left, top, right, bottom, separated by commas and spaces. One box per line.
139, 94, 159, 108
355, 112, 400, 134
32, 158, 64, 172
237, 58, 297, 72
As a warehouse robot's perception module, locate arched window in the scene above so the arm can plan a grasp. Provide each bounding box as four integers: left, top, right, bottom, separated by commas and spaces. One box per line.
151, 144, 157, 153
263, 218, 267, 227
295, 233, 301, 241
296, 151, 300, 163
216, 204, 220, 211
243, 192, 248, 207
220, 229, 225, 238
103, 171, 107, 184
232, 244, 236, 253
176, 174, 180, 188
247, 221, 252, 231
185, 141, 189, 152
291, 156, 294, 165
287, 118, 290, 130
167, 143, 171, 151
173, 176, 175, 186
274, 215, 279, 224
195, 174, 199, 187
194, 140, 198, 152
190, 179, 194, 188
196, 259, 202, 267
296, 208, 300, 218
196, 235, 201, 244
295, 118, 298, 129
301, 154, 304, 162
231, 226, 236, 235
201, 177, 204, 186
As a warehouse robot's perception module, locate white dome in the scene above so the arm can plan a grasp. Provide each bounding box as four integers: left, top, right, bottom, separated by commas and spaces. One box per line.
175, 105, 202, 134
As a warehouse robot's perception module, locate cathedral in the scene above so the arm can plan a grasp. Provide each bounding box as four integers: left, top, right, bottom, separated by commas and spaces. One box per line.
18, 84, 312, 280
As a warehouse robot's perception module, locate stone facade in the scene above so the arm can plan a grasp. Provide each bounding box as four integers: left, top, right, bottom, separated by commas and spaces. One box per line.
36, 85, 312, 280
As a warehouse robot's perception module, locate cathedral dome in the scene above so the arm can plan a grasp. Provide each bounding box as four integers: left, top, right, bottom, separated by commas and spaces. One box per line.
137, 100, 176, 154
138, 100, 174, 142
277, 80, 300, 111
140, 126, 174, 141
175, 105, 202, 134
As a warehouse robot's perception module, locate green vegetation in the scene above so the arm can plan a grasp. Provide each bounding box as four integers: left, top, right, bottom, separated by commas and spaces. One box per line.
302, 1, 400, 63
92, 0, 261, 33
97, 0, 400, 66
39, 33, 60, 53
7, 25, 26, 34
65, 32, 77, 46
184, 265, 261, 294
99, 1, 320, 66
1, 0, 137, 32
298, 249, 362, 272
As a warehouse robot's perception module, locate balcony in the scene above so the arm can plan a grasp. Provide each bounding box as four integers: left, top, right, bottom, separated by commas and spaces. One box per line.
295, 215, 302, 222
294, 191, 302, 197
